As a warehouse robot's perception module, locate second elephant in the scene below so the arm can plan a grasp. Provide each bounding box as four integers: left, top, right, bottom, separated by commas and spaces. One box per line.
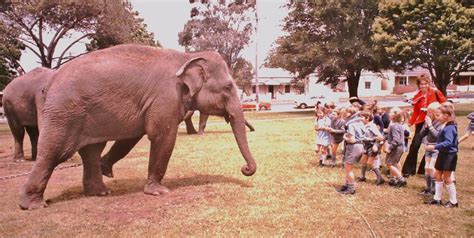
183, 110, 255, 135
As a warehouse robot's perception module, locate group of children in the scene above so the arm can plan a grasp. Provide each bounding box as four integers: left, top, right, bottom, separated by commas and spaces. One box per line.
313, 99, 473, 208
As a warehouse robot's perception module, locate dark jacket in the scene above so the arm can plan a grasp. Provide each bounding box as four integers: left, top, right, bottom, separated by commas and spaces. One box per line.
435, 121, 458, 153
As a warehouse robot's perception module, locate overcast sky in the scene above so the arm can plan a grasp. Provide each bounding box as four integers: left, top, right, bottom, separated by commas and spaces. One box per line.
20, 0, 289, 71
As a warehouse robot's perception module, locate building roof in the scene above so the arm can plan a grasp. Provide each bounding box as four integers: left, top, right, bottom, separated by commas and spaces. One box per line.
252, 68, 295, 85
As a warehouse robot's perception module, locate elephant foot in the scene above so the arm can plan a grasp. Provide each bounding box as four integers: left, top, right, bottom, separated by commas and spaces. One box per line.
186, 130, 198, 135
19, 194, 48, 210
84, 184, 111, 196
198, 131, 204, 135
101, 162, 114, 178
144, 182, 170, 196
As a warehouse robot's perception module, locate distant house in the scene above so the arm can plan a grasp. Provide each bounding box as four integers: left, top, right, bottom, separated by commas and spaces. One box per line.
249, 68, 300, 101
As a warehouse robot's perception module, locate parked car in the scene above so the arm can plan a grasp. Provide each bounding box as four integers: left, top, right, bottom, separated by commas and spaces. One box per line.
241, 99, 271, 111
294, 95, 330, 109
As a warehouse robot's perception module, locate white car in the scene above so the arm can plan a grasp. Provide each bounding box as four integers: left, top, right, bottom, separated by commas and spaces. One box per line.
294, 95, 330, 109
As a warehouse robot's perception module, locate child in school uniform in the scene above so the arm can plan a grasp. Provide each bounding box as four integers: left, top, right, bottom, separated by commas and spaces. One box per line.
425, 104, 459, 208
418, 102, 443, 196
384, 107, 407, 187
357, 111, 385, 185
459, 112, 474, 144
314, 108, 331, 167
328, 107, 347, 167
336, 107, 366, 195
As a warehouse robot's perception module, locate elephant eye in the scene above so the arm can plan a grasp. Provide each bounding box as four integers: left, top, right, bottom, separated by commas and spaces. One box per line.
224, 85, 232, 92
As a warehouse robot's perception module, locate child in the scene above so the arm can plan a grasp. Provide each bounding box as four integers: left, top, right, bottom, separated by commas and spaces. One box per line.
384, 107, 407, 187
336, 107, 366, 195
314, 108, 331, 167
425, 104, 459, 208
328, 107, 346, 167
358, 111, 385, 185
459, 111, 474, 143
418, 102, 442, 195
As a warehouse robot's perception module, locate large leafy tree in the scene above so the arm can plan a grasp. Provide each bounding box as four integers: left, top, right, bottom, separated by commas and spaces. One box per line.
266, 0, 383, 97
373, 0, 473, 95
0, 2, 23, 90
178, 2, 254, 89
0, 0, 158, 70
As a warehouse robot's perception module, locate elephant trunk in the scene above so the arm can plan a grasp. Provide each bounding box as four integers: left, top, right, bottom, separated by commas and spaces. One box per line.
227, 103, 256, 176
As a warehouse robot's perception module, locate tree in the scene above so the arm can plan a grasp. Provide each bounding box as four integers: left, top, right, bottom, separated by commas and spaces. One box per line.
0, 2, 23, 90
373, 1, 473, 95
0, 0, 158, 70
178, 2, 254, 89
266, 0, 383, 97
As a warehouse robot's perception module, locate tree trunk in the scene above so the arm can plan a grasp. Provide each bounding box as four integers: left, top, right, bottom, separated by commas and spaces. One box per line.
433, 65, 450, 96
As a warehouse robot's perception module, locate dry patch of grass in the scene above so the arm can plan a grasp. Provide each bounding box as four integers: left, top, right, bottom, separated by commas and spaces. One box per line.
0, 110, 473, 236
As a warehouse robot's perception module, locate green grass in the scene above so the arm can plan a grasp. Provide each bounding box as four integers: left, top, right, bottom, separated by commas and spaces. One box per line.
0, 104, 472, 236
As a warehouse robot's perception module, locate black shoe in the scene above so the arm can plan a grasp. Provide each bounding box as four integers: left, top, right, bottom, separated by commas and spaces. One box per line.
396, 180, 407, 187
336, 184, 348, 192
356, 177, 366, 182
418, 189, 432, 196
388, 179, 397, 186
444, 201, 459, 208
340, 188, 356, 195
425, 198, 442, 205
403, 174, 411, 178
375, 178, 385, 186
319, 160, 324, 167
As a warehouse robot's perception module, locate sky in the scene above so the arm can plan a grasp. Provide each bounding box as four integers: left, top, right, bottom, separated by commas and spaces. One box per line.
20, 0, 289, 71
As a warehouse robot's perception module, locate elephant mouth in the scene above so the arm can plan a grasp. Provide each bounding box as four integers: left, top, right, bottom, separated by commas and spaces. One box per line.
223, 112, 230, 123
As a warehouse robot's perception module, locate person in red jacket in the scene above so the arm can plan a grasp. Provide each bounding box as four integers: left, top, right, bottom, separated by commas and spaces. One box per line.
401, 74, 446, 177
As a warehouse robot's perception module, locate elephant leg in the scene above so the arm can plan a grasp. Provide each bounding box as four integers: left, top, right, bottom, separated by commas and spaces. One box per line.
184, 111, 198, 134
19, 149, 71, 210
78, 142, 110, 196
8, 121, 25, 162
144, 126, 178, 196
101, 137, 142, 178
245, 119, 255, 132
26, 126, 39, 161
198, 113, 209, 135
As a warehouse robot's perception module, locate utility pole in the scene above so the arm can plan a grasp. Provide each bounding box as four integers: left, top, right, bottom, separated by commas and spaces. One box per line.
254, 0, 259, 106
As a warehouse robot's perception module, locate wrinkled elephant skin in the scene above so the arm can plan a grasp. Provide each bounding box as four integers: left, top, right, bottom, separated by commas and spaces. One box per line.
19, 44, 257, 210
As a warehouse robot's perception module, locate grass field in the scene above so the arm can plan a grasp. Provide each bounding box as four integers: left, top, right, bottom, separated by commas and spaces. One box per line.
0, 106, 473, 236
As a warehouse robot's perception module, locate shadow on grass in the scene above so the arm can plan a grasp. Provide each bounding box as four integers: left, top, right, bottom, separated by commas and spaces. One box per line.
47, 173, 251, 205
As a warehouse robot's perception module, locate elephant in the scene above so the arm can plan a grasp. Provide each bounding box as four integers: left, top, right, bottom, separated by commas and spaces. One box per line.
2, 67, 54, 162
183, 110, 255, 135
19, 44, 257, 210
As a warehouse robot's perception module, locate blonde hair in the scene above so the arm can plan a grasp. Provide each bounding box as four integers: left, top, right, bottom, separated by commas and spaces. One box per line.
390, 107, 404, 123
427, 102, 441, 111
439, 104, 456, 122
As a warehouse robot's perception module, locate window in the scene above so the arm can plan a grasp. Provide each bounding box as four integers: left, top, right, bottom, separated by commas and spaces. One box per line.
396, 76, 408, 86
365, 81, 371, 89
285, 85, 291, 93
252, 85, 256, 94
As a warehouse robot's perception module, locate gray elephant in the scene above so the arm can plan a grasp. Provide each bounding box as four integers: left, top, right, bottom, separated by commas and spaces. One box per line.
20, 44, 257, 210
183, 110, 255, 135
2, 67, 54, 162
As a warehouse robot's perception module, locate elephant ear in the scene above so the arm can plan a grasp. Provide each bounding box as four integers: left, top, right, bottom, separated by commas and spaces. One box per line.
176, 57, 208, 98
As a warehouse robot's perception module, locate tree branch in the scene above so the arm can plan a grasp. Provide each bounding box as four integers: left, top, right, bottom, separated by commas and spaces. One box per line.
54, 52, 88, 69
56, 33, 93, 67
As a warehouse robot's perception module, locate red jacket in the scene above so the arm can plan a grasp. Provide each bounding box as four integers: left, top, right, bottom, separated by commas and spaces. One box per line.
409, 88, 446, 126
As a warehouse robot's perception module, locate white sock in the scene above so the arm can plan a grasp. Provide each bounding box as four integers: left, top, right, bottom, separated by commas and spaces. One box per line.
450, 172, 456, 182
374, 158, 381, 168
434, 181, 443, 201
321, 155, 327, 163
446, 183, 458, 204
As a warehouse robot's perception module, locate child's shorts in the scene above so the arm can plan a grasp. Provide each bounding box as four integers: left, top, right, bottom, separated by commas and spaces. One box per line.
363, 141, 379, 157
385, 146, 404, 165
344, 143, 364, 165
424, 148, 439, 160
435, 152, 457, 171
